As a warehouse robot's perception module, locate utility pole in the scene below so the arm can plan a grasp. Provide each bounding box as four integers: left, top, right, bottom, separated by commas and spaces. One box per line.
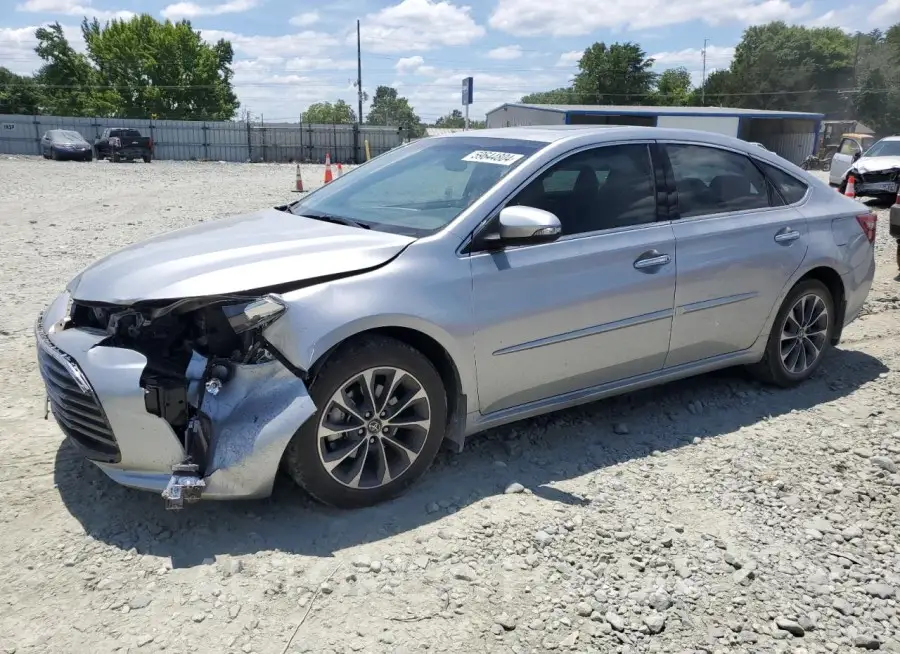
355, 19, 363, 163
701, 38, 709, 106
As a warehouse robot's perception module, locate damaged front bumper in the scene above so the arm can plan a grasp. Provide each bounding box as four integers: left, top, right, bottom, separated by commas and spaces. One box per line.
35, 291, 317, 507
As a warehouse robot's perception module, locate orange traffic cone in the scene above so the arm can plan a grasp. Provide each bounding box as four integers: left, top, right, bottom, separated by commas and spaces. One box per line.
336, 162, 343, 178
292, 164, 304, 193
845, 175, 856, 198
323, 152, 333, 184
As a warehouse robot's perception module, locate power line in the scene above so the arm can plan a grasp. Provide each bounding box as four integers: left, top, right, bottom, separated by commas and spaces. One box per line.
3, 81, 898, 98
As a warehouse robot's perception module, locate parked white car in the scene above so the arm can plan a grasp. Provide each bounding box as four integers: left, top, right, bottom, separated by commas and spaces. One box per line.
830, 135, 900, 202
828, 134, 876, 185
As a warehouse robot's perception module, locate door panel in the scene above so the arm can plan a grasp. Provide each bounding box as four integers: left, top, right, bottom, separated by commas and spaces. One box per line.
471, 224, 677, 414
662, 142, 809, 368
829, 138, 859, 184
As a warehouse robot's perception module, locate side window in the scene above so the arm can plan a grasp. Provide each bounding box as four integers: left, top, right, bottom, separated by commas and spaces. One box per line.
509, 144, 657, 235
665, 144, 770, 217
838, 139, 859, 156
758, 162, 809, 205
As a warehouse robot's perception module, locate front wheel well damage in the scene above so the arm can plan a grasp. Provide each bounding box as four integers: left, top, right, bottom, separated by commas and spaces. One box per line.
303, 326, 466, 449
796, 266, 846, 345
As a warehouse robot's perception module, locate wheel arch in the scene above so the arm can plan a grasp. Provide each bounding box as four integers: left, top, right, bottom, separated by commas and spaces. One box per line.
303, 324, 469, 451
753, 262, 848, 355
795, 266, 846, 345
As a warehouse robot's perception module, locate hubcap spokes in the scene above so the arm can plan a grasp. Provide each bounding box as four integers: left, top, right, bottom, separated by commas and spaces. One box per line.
317, 367, 431, 489
780, 293, 829, 374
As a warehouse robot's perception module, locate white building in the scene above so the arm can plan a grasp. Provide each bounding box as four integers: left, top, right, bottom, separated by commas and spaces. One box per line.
484, 103, 825, 165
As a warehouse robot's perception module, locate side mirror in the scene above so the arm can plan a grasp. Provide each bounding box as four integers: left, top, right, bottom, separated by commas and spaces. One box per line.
853, 151, 862, 161
496, 205, 562, 244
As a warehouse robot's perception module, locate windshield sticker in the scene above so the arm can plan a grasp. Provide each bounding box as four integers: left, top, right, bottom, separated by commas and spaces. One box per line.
462, 150, 525, 166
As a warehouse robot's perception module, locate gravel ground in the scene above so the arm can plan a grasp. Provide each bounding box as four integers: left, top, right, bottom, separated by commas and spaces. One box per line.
0, 156, 899, 654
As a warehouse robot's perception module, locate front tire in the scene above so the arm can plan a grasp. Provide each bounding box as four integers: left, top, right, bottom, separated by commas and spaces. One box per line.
283, 335, 448, 509
749, 279, 834, 387
896, 242, 900, 271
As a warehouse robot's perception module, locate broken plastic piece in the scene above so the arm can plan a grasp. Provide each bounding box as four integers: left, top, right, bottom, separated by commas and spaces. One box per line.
205, 378, 223, 396
161, 463, 206, 510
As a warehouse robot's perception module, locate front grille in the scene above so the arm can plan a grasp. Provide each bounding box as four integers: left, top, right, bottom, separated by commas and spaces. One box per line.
35, 318, 121, 463
859, 172, 898, 184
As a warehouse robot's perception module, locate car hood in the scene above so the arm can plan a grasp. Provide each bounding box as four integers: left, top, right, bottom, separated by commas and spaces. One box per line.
854, 156, 900, 174
67, 208, 415, 303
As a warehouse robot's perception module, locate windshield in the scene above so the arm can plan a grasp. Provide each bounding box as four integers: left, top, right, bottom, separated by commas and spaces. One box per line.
863, 139, 900, 158
53, 130, 87, 143
289, 136, 545, 236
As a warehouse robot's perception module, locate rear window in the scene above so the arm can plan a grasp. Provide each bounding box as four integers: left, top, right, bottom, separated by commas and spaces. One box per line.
111, 129, 141, 138
758, 162, 809, 205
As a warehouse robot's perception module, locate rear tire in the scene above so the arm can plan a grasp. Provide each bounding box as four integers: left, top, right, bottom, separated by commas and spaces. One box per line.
822, 161, 831, 172
283, 335, 447, 509
896, 242, 900, 271
142, 154, 152, 163
748, 279, 834, 387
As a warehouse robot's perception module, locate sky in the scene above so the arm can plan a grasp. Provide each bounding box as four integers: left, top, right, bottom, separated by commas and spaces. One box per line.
1, 0, 898, 123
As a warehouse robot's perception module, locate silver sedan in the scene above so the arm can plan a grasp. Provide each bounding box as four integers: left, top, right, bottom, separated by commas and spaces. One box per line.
36, 126, 876, 509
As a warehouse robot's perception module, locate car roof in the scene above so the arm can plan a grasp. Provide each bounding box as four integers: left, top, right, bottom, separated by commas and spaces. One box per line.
435, 125, 774, 151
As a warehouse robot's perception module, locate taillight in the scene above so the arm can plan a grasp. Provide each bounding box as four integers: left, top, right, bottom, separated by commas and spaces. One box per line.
856, 212, 877, 243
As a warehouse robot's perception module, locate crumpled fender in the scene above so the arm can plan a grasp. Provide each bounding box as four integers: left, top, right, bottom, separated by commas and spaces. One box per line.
200, 358, 316, 498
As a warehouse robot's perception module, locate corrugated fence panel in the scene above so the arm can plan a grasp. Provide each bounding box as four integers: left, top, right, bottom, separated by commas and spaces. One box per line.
154, 119, 205, 161
207, 122, 249, 162
1, 114, 406, 162
0, 115, 41, 155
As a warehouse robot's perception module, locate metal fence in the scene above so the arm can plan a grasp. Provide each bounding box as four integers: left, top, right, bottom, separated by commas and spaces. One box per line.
0, 114, 406, 163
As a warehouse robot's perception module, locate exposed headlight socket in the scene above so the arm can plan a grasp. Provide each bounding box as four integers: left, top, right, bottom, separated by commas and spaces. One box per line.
223, 295, 286, 334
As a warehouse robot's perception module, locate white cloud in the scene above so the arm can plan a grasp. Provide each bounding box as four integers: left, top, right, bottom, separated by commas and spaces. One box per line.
395, 55, 425, 73
161, 0, 259, 19
489, 0, 811, 35
487, 45, 522, 60
16, 0, 135, 20
199, 29, 339, 58
285, 57, 356, 71
0, 23, 85, 75
871, 0, 900, 23
555, 50, 582, 67
357, 0, 485, 54
289, 11, 319, 26
650, 44, 735, 70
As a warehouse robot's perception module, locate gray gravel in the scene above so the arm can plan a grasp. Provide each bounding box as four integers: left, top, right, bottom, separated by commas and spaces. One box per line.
0, 158, 899, 653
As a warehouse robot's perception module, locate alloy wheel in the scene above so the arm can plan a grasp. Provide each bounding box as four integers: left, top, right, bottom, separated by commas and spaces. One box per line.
316, 367, 432, 490
780, 293, 829, 375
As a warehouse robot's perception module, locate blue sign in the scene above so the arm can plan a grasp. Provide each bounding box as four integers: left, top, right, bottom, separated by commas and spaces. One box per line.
461, 77, 473, 106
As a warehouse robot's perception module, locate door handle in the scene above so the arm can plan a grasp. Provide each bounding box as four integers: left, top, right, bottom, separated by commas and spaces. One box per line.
774, 228, 801, 243
633, 251, 671, 270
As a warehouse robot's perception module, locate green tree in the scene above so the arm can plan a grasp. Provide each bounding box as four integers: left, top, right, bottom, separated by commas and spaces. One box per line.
520, 87, 580, 104
653, 67, 693, 106
572, 41, 657, 104
727, 22, 854, 113
366, 85, 424, 137
689, 69, 736, 106
433, 109, 485, 129
0, 67, 43, 114
302, 100, 356, 124
34, 22, 118, 116
79, 15, 238, 120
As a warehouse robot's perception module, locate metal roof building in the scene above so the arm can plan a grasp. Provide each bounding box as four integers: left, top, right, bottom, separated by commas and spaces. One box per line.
484, 103, 826, 165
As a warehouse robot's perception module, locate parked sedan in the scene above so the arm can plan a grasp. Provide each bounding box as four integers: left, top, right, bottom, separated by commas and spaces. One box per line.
36, 126, 875, 510
40, 129, 93, 161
